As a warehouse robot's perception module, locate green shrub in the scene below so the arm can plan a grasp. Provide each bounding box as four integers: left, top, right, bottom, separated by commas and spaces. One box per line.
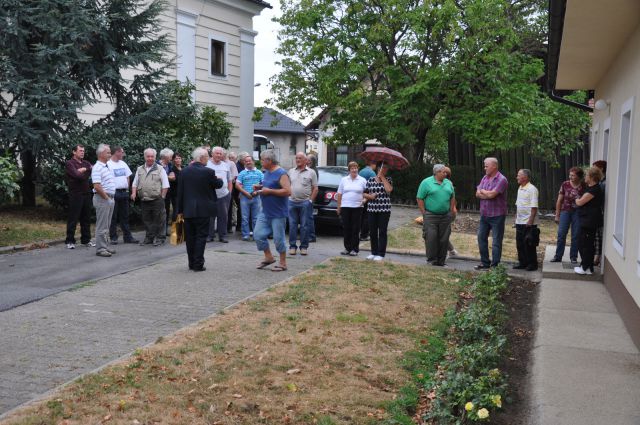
0, 155, 23, 204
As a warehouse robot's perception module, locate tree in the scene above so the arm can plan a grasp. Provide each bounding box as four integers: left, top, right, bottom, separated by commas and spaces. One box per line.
0, 0, 169, 206
271, 0, 590, 163
41, 81, 233, 210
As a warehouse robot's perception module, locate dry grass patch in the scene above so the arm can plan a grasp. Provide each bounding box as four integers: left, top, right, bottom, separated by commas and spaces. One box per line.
381, 213, 557, 261
2, 258, 463, 425
0, 205, 69, 247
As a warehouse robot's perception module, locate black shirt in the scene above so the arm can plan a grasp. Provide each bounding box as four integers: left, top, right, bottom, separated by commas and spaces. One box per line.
577, 184, 603, 229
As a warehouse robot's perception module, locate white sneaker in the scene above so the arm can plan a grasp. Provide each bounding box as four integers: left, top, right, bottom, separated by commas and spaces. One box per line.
574, 266, 593, 275
449, 249, 459, 256
373, 256, 383, 261
83, 241, 96, 247
366, 254, 375, 260
66, 243, 75, 249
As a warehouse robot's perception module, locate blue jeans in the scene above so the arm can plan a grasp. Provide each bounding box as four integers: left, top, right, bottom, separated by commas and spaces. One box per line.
254, 213, 287, 254
289, 200, 311, 249
554, 210, 580, 261
307, 201, 316, 241
239, 195, 261, 238
478, 214, 506, 267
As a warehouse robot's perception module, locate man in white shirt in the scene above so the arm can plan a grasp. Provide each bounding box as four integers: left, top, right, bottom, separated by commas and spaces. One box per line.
107, 146, 138, 244
514, 169, 539, 271
91, 144, 117, 257
131, 148, 170, 246
206, 146, 232, 243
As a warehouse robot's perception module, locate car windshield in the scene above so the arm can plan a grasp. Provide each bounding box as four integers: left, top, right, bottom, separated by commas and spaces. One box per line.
317, 167, 348, 186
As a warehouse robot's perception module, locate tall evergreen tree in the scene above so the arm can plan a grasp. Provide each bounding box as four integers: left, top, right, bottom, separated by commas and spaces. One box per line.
0, 0, 169, 206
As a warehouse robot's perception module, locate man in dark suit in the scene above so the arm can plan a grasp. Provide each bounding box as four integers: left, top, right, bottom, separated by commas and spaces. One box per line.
177, 147, 223, 271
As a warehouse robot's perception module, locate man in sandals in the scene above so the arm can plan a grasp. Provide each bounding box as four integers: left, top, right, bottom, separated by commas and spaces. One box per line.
254, 150, 291, 272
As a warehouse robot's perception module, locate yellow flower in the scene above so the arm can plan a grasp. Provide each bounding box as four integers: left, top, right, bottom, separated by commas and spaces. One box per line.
491, 394, 502, 408
488, 368, 500, 378
465, 402, 474, 412
477, 408, 490, 419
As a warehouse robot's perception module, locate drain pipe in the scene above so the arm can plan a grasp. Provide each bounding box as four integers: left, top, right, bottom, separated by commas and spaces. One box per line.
547, 89, 593, 112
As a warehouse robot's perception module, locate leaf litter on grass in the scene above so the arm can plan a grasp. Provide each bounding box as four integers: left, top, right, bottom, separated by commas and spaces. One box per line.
2, 258, 464, 425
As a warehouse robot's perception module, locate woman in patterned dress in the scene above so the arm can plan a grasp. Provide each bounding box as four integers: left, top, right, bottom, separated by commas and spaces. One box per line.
363, 163, 393, 261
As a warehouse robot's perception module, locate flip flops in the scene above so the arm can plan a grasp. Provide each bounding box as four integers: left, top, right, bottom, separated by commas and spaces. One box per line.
256, 259, 276, 269
271, 265, 287, 272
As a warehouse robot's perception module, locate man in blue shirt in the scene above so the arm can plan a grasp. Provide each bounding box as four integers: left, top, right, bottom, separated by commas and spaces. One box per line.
235, 156, 264, 241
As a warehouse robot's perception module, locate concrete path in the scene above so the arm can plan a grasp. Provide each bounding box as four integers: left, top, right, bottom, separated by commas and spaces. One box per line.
528, 247, 640, 424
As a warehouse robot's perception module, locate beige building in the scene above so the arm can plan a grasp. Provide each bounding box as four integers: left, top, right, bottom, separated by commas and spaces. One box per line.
80, 0, 271, 154
549, 0, 640, 347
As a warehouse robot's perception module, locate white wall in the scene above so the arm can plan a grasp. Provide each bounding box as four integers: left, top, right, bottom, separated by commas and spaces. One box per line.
592, 23, 640, 300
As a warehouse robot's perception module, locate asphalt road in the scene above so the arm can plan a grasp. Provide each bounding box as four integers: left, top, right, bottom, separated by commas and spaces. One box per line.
0, 206, 423, 312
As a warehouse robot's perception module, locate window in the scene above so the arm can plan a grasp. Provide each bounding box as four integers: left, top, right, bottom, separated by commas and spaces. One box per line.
209, 36, 227, 77
336, 145, 348, 166
176, 11, 196, 90
613, 97, 634, 256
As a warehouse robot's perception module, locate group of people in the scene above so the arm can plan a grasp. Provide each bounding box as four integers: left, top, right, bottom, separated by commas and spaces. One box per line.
64, 144, 320, 272
66, 143, 606, 275
414, 156, 606, 275
552, 161, 606, 275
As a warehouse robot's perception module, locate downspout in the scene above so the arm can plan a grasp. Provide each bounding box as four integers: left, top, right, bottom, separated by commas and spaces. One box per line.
547, 0, 593, 112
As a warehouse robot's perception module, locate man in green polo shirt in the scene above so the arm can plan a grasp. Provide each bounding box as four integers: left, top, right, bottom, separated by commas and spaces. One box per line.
416, 164, 457, 266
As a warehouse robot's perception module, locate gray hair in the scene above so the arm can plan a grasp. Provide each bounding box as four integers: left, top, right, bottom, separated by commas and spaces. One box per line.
192, 147, 209, 161
238, 151, 250, 161
484, 157, 499, 167
519, 169, 532, 179
144, 148, 157, 157
212, 146, 224, 155
159, 148, 174, 160
228, 151, 237, 161
96, 143, 110, 156
433, 164, 446, 175
260, 149, 278, 164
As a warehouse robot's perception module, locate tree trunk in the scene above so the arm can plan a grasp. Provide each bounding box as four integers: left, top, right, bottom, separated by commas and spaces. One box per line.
20, 149, 36, 207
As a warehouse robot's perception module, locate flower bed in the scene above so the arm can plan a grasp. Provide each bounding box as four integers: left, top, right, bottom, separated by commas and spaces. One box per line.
386, 266, 511, 424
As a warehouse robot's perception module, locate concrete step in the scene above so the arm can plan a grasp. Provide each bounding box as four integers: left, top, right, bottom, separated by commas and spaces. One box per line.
542, 245, 602, 282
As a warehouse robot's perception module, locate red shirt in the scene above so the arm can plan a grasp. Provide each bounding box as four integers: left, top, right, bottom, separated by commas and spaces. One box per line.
559, 180, 585, 212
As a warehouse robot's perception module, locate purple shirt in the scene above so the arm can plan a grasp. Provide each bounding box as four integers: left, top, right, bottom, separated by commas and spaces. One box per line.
477, 171, 508, 217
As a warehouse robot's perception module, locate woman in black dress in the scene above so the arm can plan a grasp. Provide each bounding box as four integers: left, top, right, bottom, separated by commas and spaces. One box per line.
574, 166, 604, 275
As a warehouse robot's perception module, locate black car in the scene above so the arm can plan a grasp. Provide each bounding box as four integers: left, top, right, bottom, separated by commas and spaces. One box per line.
313, 166, 349, 230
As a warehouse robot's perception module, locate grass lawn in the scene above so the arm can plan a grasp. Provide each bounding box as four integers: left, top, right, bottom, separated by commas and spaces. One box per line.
381, 213, 557, 261
0, 205, 70, 247
2, 258, 464, 425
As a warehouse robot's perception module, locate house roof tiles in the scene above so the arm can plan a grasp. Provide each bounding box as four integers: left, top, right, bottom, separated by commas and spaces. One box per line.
254, 107, 305, 134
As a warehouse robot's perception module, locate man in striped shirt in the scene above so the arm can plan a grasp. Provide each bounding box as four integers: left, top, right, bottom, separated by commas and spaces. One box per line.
91, 144, 117, 257
235, 156, 264, 241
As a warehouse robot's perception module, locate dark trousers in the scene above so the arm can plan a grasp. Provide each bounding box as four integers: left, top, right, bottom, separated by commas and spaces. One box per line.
164, 194, 172, 226
209, 193, 230, 240
141, 198, 166, 242
578, 226, 597, 272
369, 211, 390, 257
185, 217, 209, 270
478, 214, 506, 267
516, 224, 538, 268
360, 201, 370, 238
170, 196, 178, 222
423, 211, 452, 265
341, 207, 362, 252
109, 191, 134, 242
228, 187, 241, 231
66, 192, 92, 244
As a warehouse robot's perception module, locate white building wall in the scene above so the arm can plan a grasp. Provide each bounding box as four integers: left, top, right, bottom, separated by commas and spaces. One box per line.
592, 23, 640, 301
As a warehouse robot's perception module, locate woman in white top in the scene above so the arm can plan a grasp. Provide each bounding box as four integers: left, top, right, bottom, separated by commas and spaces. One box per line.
337, 161, 367, 256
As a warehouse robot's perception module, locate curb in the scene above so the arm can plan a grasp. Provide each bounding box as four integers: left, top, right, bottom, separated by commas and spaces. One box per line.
0, 238, 66, 255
